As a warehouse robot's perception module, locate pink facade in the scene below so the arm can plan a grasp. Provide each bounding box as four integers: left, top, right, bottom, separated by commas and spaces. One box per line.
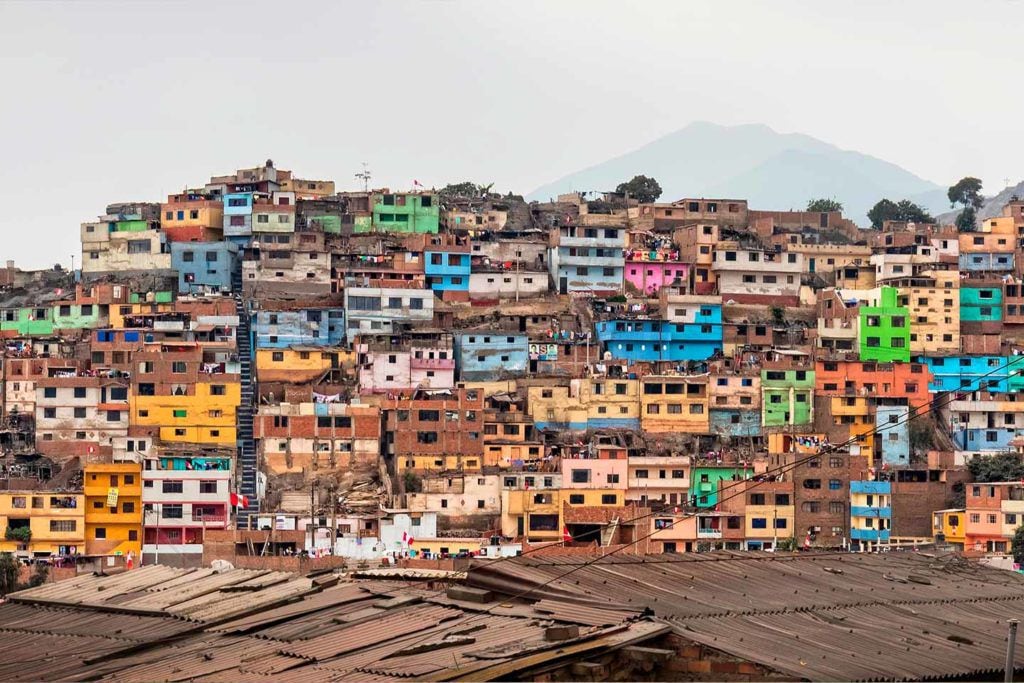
560, 457, 628, 489
358, 347, 455, 393
624, 260, 690, 296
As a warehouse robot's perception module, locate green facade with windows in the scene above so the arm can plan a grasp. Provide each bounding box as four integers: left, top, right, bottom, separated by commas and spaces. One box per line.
859, 286, 910, 362
369, 193, 439, 233
761, 368, 815, 427
0, 307, 54, 336
960, 286, 1003, 322
690, 466, 750, 508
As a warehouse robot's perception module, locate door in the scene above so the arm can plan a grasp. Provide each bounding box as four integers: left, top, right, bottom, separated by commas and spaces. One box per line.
559, 277, 568, 295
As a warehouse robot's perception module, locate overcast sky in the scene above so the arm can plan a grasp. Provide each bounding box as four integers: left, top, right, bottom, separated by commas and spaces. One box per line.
1, 0, 1021, 268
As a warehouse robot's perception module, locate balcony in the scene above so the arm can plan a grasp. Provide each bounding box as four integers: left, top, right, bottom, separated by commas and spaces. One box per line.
697, 527, 722, 539
850, 528, 891, 542
851, 506, 892, 518
410, 357, 456, 370
557, 235, 624, 250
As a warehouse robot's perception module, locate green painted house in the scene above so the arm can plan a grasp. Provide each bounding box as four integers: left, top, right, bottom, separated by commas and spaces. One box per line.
859, 286, 910, 362
690, 465, 752, 508
52, 302, 108, 330
762, 368, 815, 427
368, 192, 438, 233
0, 306, 54, 336
960, 285, 1003, 323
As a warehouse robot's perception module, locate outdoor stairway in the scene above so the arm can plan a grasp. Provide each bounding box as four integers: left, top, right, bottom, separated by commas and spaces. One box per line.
231, 266, 259, 529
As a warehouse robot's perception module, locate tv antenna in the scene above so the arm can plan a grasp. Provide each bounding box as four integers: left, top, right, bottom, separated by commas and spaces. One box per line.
355, 163, 372, 192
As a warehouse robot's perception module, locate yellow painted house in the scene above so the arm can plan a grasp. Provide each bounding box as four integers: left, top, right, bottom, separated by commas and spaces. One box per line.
256, 347, 356, 384
84, 462, 143, 557
932, 508, 967, 548
131, 379, 239, 445
0, 491, 85, 557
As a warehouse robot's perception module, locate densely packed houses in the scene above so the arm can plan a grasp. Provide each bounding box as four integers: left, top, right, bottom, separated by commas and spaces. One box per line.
3, 159, 1024, 567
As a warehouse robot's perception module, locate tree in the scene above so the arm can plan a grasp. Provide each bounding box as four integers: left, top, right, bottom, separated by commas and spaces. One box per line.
948, 176, 984, 232
615, 175, 662, 203
0, 553, 18, 595
967, 453, 1024, 483
867, 198, 934, 229
438, 182, 494, 200
1013, 527, 1024, 565
806, 198, 843, 213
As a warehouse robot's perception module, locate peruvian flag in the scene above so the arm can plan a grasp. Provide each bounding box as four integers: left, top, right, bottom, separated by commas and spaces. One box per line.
413, 179, 423, 188
803, 531, 813, 550
407, 536, 414, 546
562, 526, 573, 543
230, 492, 249, 508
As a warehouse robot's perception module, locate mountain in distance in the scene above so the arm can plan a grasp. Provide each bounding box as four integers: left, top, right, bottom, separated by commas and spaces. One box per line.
527, 122, 949, 227
936, 179, 1024, 226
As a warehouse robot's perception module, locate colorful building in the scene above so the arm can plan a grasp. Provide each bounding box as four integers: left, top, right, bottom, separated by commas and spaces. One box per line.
859, 286, 910, 362
850, 480, 891, 549
0, 491, 84, 558
84, 461, 143, 558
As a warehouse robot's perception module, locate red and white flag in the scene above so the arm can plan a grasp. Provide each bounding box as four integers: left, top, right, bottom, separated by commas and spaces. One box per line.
562, 526, 573, 543
407, 536, 414, 546
230, 492, 249, 508
402, 531, 408, 542
413, 179, 423, 188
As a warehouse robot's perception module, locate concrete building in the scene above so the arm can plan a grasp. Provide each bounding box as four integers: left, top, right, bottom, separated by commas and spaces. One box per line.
712, 245, 803, 306
455, 331, 528, 381
170, 241, 239, 294
548, 223, 625, 295
254, 308, 346, 348
343, 286, 434, 342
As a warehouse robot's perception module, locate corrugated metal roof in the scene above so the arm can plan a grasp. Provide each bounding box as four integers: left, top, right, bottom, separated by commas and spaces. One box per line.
0, 567, 664, 681
467, 551, 1024, 681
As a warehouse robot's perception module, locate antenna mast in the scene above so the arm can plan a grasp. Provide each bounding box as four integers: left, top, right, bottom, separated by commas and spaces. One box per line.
355, 163, 372, 192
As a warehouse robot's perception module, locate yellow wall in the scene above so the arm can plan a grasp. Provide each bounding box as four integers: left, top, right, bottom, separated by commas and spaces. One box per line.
84, 462, 143, 557
899, 273, 960, 355
932, 509, 966, 545
397, 454, 483, 473
526, 385, 587, 427
160, 202, 224, 231
579, 377, 640, 421
482, 441, 542, 468
256, 348, 356, 383
744, 504, 795, 539
131, 381, 239, 445
640, 380, 710, 433
110, 302, 175, 329
0, 492, 85, 555
410, 538, 482, 555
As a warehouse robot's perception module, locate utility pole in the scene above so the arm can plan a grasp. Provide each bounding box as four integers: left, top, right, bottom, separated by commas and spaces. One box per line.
308, 479, 316, 554
329, 481, 337, 556
1007, 619, 1019, 683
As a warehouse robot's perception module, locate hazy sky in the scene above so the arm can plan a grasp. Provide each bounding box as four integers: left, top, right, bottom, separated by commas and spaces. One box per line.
2, 0, 1021, 268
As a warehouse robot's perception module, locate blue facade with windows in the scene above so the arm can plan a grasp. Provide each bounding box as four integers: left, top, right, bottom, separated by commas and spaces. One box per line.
959, 252, 1014, 272
254, 308, 345, 348
595, 306, 722, 363
710, 409, 761, 437
425, 251, 471, 292
170, 242, 238, 294
876, 405, 910, 467
917, 355, 1024, 393
954, 427, 1024, 452
455, 332, 529, 380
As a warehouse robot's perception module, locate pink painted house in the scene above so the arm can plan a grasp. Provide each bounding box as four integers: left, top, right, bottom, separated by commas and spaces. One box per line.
624, 248, 690, 296
560, 449, 629, 490
357, 334, 455, 394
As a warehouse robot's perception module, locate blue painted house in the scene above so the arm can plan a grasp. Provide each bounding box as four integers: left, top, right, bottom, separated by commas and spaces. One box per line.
875, 405, 910, 467
170, 242, 239, 294
254, 308, 346, 348
917, 356, 1024, 393
595, 306, 723, 363
455, 332, 529, 380
223, 192, 254, 242
425, 250, 471, 293
850, 480, 891, 547
710, 408, 761, 438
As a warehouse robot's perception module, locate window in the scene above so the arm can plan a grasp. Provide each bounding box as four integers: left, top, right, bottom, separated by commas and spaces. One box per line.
751, 518, 767, 529
43, 387, 56, 399
171, 361, 187, 373
162, 480, 183, 494
571, 469, 591, 483
601, 494, 617, 504
74, 407, 86, 418
163, 504, 183, 519
94, 527, 106, 539
828, 479, 842, 490
569, 494, 585, 505
210, 385, 226, 396
74, 387, 87, 399
803, 479, 821, 490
